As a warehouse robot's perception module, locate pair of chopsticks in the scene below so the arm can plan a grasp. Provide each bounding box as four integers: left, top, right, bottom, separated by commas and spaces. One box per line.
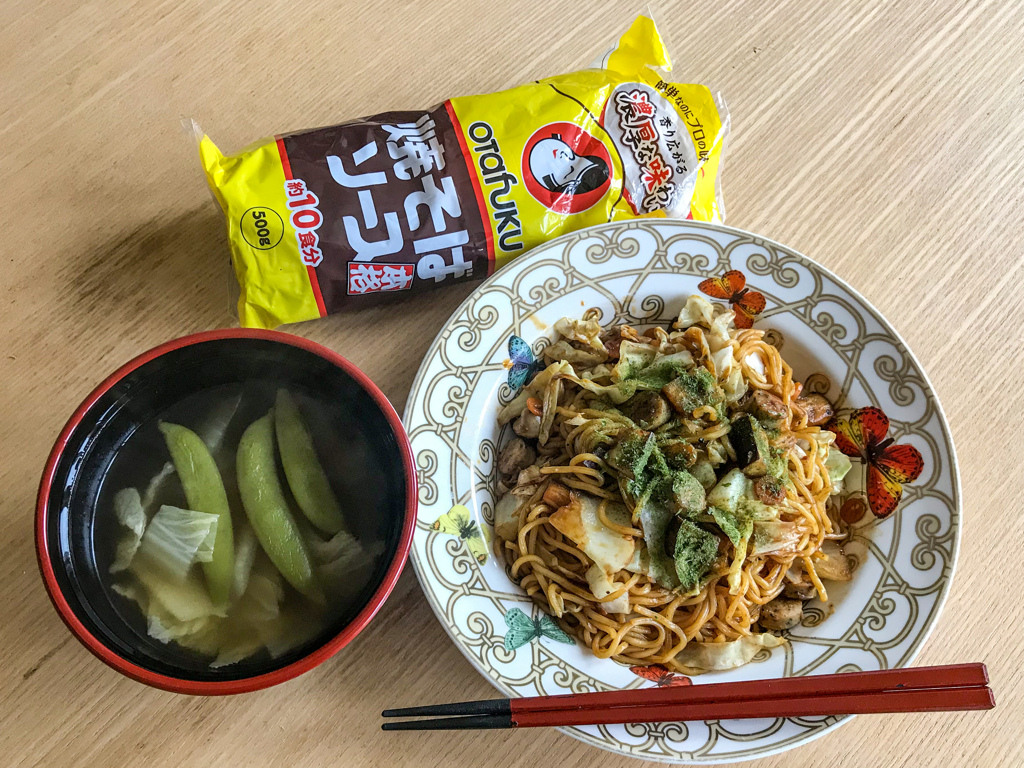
381, 663, 993, 730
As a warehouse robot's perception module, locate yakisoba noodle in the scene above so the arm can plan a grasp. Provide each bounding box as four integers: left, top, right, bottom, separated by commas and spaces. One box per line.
493, 297, 853, 674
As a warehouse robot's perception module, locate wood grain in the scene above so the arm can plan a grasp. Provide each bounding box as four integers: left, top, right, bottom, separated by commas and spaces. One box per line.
2, 1, 1022, 766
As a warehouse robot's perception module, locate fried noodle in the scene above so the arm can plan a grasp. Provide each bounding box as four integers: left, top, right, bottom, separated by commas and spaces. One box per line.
494, 303, 843, 673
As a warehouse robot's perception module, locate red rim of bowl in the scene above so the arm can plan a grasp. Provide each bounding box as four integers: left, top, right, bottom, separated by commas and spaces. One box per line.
35, 328, 418, 695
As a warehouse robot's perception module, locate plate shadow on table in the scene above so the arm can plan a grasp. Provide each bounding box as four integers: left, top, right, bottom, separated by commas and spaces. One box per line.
317, 568, 572, 766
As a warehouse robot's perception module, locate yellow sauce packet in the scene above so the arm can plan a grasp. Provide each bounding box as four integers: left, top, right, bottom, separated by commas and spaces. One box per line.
198, 15, 729, 328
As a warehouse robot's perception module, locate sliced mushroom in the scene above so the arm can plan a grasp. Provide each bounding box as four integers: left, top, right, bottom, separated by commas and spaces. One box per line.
739, 390, 788, 421
815, 540, 852, 581
663, 441, 698, 470
602, 334, 623, 361
759, 597, 803, 630
783, 581, 817, 601
512, 409, 542, 439
622, 391, 672, 430
783, 573, 817, 601
541, 339, 607, 367
662, 368, 721, 415
497, 437, 536, 477
794, 393, 834, 426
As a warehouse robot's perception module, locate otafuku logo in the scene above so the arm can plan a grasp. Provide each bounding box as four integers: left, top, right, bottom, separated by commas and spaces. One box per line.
522, 122, 612, 214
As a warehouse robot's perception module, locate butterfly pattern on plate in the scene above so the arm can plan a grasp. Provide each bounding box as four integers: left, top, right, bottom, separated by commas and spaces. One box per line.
630, 665, 693, 688
827, 407, 924, 518
503, 608, 573, 651
431, 504, 490, 564
506, 335, 541, 392
698, 270, 766, 329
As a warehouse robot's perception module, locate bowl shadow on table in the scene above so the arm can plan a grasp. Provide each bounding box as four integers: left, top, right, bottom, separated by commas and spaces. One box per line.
61, 206, 236, 344
316, 568, 573, 766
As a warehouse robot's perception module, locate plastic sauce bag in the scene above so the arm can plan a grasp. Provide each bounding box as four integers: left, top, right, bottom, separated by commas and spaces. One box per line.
198, 15, 729, 329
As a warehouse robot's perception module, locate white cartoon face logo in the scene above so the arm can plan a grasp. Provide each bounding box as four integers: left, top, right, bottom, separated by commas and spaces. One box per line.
527, 134, 610, 197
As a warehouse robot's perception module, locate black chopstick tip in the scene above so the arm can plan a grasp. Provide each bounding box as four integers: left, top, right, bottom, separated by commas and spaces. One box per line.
380, 713, 514, 731
380, 699, 512, 719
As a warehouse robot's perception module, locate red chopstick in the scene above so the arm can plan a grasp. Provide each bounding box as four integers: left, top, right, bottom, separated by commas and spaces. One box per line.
508, 686, 994, 728
512, 662, 987, 713
381, 663, 993, 731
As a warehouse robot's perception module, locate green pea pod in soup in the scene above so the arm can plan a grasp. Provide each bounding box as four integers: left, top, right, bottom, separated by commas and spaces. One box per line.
236, 411, 319, 599
158, 422, 235, 607
274, 390, 348, 535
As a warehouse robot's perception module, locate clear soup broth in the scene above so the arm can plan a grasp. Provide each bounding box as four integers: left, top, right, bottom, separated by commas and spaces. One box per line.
95, 381, 388, 674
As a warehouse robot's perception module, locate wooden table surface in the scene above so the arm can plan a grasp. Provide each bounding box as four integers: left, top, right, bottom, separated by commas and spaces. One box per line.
3, 1, 1022, 766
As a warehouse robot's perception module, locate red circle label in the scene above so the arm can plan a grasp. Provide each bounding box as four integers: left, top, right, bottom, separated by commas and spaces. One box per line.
521, 122, 612, 215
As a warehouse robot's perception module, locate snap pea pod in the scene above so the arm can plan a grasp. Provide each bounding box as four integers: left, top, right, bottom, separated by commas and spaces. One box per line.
236, 411, 318, 598
158, 422, 234, 607
274, 389, 348, 535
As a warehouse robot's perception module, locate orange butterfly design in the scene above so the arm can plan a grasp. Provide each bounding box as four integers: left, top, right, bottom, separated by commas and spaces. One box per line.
698, 270, 766, 329
630, 665, 692, 688
826, 407, 924, 518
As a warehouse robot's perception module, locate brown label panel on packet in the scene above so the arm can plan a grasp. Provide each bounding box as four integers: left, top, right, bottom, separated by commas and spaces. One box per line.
279, 105, 490, 310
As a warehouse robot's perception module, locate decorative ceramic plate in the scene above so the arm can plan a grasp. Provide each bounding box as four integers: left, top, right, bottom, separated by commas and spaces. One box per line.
403, 220, 959, 763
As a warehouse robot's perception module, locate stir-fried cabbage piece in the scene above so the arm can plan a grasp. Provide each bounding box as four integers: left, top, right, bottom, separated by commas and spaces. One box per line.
611, 341, 659, 381
750, 521, 802, 556
672, 295, 735, 352
706, 309, 735, 353
542, 340, 606, 367
707, 469, 780, 521
549, 494, 635, 576
572, 349, 697, 405
553, 317, 606, 354
498, 361, 574, 424
494, 493, 522, 541
674, 295, 716, 329
675, 633, 787, 675
637, 496, 679, 589
824, 447, 852, 491
585, 564, 630, 614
